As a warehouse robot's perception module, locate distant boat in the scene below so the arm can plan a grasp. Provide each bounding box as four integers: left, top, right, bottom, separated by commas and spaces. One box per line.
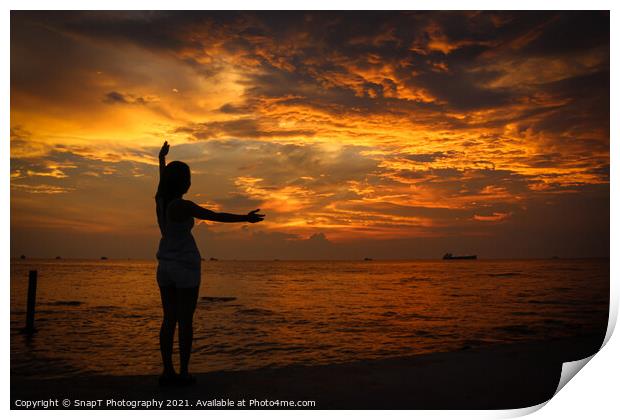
443, 253, 477, 260
55, 256, 62, 260
100, 256, 108, 260
20, 254, 26, 260
209, 257, 218, 261
363, 257, 373, 261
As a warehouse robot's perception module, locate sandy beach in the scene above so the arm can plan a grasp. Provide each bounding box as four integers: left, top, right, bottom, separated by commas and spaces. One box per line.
11, 334, 604, 410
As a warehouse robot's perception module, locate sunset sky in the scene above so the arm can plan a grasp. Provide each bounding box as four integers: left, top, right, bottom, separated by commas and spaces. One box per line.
10, 11, 609, 259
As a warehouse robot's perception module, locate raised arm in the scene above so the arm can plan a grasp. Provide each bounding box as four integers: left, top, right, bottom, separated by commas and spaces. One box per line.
181, 200, 265, 223
157, 141, 169, 195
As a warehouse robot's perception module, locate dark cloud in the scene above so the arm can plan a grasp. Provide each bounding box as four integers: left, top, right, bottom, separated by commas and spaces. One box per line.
516, 12, 609, 56
400, 152, 455, 163
219, 103, 254, 114
103, 91, 128, 104
412, 70, 514, 111
103, 91, 156, 106
13, 11, 609, 117
176, 119, 316, 140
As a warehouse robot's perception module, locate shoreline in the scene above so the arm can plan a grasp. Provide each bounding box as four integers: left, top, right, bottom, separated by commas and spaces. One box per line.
11, 334, 604, 409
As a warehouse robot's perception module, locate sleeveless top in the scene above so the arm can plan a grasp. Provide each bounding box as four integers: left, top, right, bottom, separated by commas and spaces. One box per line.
156, 197, 201, 269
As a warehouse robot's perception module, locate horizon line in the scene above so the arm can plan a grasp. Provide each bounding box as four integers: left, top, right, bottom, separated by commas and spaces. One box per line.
10, 256, 611, 261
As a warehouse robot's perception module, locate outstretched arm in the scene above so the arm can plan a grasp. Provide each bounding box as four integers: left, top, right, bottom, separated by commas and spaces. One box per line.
183, 201, 265, 223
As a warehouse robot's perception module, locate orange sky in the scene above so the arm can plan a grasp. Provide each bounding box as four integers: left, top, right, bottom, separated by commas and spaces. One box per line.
10, 11, 609, 259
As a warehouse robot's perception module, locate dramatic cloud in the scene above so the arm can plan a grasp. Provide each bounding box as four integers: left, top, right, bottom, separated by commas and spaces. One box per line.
103, 91, 156, 106
10, 11, 609, 258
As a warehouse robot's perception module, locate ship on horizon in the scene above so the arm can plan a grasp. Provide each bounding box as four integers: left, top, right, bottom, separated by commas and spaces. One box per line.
443, 253, 477, 260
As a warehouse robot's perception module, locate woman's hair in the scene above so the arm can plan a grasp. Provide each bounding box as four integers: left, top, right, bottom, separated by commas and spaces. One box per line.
158, 161, 191, 222
162, 161, 191, 198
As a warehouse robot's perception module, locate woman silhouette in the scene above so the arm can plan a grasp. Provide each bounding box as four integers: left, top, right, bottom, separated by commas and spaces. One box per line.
155, 141, 264, 386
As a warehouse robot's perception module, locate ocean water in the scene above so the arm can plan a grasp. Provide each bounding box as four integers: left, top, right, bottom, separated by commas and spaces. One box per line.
10, 259, 609, 379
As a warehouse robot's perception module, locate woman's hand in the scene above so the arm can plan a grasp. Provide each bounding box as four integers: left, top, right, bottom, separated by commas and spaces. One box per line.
158, 141, 169, 177
247, 209, 265, 223
159, 141, 170, 159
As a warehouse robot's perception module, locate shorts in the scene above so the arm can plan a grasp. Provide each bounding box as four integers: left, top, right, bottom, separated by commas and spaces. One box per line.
157, 260, 201, 289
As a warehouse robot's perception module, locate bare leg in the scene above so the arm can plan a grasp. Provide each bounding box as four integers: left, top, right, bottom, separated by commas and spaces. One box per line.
177, 287, 199, 377
159, 286, 177, 376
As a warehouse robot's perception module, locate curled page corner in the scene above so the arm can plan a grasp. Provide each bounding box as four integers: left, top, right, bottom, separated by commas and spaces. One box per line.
602, 298, 618, 348
508, 354, 598, 418
552, 313, 613, 398
502, 401, 548, 418
554, 355, 595, 396
552, 288, 618, 396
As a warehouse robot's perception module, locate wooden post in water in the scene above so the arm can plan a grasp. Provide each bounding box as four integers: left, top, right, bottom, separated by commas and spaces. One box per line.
25, 270, 37, 333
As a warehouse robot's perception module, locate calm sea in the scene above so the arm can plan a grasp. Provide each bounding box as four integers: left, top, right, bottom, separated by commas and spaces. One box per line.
10, 259, 609, 379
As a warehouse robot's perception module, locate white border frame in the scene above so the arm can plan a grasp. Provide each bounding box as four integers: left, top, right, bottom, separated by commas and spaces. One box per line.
3, 2, 616, 419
